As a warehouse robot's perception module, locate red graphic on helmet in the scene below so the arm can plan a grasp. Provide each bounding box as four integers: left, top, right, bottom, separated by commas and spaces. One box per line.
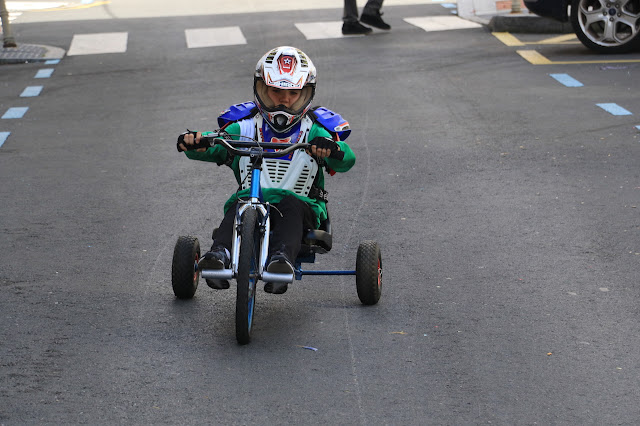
278, 55, 297, 75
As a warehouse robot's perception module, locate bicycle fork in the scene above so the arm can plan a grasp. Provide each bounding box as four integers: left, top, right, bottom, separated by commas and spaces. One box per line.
200, 202, 293, 285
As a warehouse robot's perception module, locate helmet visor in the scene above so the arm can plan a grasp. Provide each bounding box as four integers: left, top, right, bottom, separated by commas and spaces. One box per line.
254, 80, 314, 116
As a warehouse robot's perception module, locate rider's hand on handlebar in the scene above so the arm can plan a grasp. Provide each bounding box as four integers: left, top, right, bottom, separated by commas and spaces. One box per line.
309, 136, 340, 159
177, 131, 206, 153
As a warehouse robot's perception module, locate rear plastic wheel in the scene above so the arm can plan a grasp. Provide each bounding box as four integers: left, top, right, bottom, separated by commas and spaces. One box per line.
171, 236, 200, 299
356, 240, 382, 305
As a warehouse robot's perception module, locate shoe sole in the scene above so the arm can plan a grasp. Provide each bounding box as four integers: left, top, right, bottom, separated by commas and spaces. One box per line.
199, 258, 224, 270
267, 262, 294, 275
342, 30, 372, 35
264, 282, 288, 294
359, 17, 390, 30
206, 279, 230, 290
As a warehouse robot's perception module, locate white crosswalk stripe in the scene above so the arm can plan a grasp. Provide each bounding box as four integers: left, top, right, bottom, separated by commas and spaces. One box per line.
185, 27, 247, 48
404, 16, 481, 31
62, 13, 481, 56
294, 22, 346, 40
67, 32, 128, 56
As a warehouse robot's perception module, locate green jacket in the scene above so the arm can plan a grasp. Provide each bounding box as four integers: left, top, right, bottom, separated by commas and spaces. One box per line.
184, 120, 355, 227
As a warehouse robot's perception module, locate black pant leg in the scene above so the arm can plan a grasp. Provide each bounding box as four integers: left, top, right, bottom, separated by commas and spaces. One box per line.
211, 201, 237, 252
269, 195, 316, 261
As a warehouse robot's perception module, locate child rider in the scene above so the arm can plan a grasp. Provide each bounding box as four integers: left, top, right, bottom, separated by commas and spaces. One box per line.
177, 46, 355, 295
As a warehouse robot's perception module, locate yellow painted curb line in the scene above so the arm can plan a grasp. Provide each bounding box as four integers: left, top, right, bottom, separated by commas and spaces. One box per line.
517, 49, 640, 65
517, 50, 552, 65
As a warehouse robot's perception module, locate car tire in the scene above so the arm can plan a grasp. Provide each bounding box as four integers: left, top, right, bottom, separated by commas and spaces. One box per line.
570, 0, 640, 54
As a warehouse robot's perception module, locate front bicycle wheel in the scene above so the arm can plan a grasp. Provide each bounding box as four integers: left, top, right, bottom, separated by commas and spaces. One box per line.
236, 208, 259, 345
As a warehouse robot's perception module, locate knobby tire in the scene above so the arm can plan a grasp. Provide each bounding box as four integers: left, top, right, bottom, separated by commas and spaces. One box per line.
236, 209, 259, 344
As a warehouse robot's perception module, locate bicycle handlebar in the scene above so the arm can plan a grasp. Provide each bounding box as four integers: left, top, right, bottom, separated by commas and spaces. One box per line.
178, 133, 345, 160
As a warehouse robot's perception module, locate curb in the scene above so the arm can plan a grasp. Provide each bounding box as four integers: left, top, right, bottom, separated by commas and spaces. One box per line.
0, 44, 65, 64
488, 15, 573, 33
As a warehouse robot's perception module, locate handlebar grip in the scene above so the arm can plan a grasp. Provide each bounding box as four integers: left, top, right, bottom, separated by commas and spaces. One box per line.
191, 139, 211, 150
177, 133, 211, 151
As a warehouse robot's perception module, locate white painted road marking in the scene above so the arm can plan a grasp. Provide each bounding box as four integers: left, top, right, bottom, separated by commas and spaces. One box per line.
67, 32, 128, 55
0, 132, 10, 147
550, 73, 583, 87
597, 103, 632, 116
21, 86, 44, 97
2, 107, 29, 119
34, 69, 54, 78
295, 22, 346, 40
404, 16, 481, 32
185, 27, 247, 48
34, 12, 490, 57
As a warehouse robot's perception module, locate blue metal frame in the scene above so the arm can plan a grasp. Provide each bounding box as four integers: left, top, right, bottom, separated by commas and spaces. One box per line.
294, 269, 357, 280
250, 167, 261, 200
294, 254, 357, 280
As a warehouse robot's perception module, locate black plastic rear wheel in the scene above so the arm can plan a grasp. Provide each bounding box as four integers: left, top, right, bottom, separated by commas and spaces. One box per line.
171, 236, 200, 299
355, 240, 382, 305
236, 209, 259, 345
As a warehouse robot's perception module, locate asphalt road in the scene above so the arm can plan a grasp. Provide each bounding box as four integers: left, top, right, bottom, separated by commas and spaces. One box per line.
2, 2, 640, 424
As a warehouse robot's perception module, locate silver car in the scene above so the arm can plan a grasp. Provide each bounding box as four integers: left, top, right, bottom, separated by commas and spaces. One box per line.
524, 0, 640, 53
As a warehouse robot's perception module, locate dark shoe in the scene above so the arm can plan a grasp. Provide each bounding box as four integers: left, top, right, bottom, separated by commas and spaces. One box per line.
200, 247, 230, 290
264, 282, 288, 294
264, 253, 293, 294
342, 21, 372, 35
205, 278, 230, 290
360, 12, 391, 30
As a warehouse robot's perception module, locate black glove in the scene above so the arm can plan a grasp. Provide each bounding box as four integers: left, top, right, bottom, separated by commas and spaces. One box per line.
309, 137, 345, 160
176, 131, 198, 152
310, 136, 339, 152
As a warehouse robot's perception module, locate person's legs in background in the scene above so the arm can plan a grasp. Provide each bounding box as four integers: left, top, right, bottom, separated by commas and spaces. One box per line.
342, 0, 373, 35
360, 0, 391, 30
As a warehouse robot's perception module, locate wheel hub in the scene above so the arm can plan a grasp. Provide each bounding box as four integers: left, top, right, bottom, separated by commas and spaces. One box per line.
608, 7, 617, 16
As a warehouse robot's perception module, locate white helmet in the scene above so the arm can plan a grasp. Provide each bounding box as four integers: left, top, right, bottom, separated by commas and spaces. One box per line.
254, 46, 317, 132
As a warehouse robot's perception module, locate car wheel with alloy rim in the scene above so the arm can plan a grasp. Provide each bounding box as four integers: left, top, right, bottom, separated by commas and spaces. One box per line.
570, 0, 640, 53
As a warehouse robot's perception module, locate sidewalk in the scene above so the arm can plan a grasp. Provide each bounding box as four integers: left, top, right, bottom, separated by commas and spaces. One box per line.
481, 10, 572, 33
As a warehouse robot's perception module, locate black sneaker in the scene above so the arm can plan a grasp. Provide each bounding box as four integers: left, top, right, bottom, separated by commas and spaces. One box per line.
342, 21, 372, 35
264, 253, 293, 294
360, 12, 391, 30
200, 246, 230, 290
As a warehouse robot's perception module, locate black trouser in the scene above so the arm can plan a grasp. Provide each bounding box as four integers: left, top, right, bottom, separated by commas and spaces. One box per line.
212, 195, 317, 263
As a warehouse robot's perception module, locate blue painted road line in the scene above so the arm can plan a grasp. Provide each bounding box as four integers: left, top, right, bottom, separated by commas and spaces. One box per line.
550, 73, 583, 87
441, 3, 457, 8
35, 69, 54, 78
636, 125, 640, 130
2, 107, 29, 119
0, 132, 9, 147
20, 86, 43, 97
44, 59, 60, 65
597, 103, 632, 116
